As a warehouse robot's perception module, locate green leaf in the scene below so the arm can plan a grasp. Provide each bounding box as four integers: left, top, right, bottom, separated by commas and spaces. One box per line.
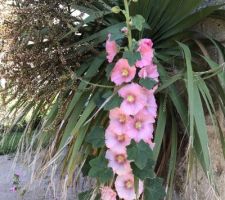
66, 125, 91, 179
93, 89, 106, 108
131, 159, 155, 180
178, 42, 194, 140
131, 14, 145, 31
76, 22, 125, 45
78, 190, 92, 200
102, 90, 113, 99
85, 127, 105, 148
198, 78, 225, 159
58, 54, 105, 149
81, 155, 95, 176
78, 190, 100, 200
153, 96, 167, 160
193, 83, 211, 175
202, 55, 225, 85
123, 50, 141, 66
127, 140, 153, 169
144, 177, 166, 200
105, 63, 114, 79
88, 154, 113, 183
166, 111, 177, 200
155, 4, 224, 42
156, 73, 182, 93
104, 94, 122, 111
139, 78, 157, 90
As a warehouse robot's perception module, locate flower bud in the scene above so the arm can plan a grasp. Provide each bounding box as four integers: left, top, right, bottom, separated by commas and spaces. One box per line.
111, 6, 121, 14
129, 20, 133, 26
121, 27, 128, 34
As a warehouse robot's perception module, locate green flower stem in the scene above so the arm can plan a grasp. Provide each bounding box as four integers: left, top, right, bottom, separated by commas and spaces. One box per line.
75, 75, 114, 89
124, 0, 132, 50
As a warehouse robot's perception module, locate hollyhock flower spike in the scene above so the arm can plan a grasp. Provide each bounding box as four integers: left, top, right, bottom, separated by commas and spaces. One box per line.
136, 39, 154, 68
106, 149, 132, 175
115, 174, 143, 200
104, 4, 160, 197
111, 58, 136, 85
105, 126, 131, 152
138, 63, 159, 82
118, 83, 147, 115
127, 110, 154, 142
106, 34, 118, 63
100, 186, 117, 200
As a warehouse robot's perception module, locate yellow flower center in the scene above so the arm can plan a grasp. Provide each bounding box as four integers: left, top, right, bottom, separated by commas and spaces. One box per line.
125, 180, 133, 189
119, 114, 126, 124
116, 154, 126, 164
127, 95, 135, 103
135, 121, 142, 130
121, 68, 129, 77
117, 134, 126, 142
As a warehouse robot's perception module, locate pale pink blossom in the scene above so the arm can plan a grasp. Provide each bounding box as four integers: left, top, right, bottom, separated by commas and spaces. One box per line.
118, 83, 147, 115
136, 39, 154, 68
106, 149, 131, 175
14, 173, 20, 177
10, 186, 17, 192
152, 84, 158, 92
109, 107, 131, 131
106, 34, 118, 63
138, 63, 159, 82
111, 59, 136, 85
145, 89, 157, 118
141, 107, 156, 123
105, 126, 131, 152
127, 110, 154, 142
100, 186, 117, 200
115, 174, 143, 200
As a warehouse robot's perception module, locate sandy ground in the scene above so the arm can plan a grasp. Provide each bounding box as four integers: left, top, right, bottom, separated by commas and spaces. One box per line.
0, 155, 94, 200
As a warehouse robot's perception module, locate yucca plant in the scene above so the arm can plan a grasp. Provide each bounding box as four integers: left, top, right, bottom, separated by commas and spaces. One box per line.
1, 0, 225, 199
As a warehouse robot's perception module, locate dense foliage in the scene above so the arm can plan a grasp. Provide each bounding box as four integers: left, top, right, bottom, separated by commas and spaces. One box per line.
1, 0, 225, 199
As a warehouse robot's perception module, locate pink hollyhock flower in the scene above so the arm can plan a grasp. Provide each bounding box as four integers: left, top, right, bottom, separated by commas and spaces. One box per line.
100, 186, 117, 200
127, 110, 154, 142
118, 83, 147, 115
106, 149, 131, 175
111, 59, 136, 85
138, 63, 159, 82
152, 84, 158, 92
10, 186, 17, 192
106, 34, 118, 63
14, 173, 20, 177
105, 126, 131, 152
115, 174, 143, 200
145, 89, 157, 118
109, 107, 131, 131
136, 39, 154, 68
